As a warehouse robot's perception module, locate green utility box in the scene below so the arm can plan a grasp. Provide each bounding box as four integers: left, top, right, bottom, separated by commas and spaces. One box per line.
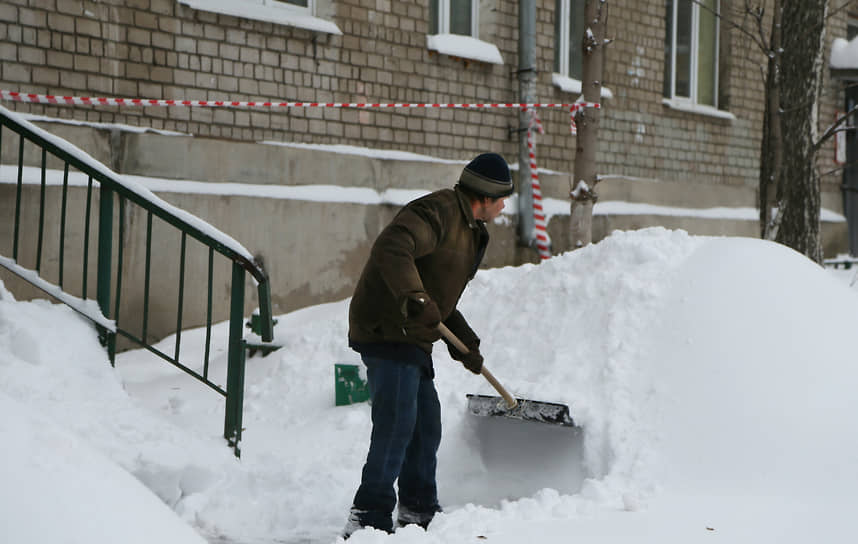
335, 364, 370, 406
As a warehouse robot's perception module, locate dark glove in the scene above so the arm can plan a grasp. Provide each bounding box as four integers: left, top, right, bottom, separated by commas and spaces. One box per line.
446, 340, 483, 374
403, 293, 442, 343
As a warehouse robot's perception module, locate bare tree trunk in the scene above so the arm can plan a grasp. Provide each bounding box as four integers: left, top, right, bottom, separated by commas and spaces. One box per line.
759, 0, 783, 240
774, 0, 828, 262
570, 0, 607, 248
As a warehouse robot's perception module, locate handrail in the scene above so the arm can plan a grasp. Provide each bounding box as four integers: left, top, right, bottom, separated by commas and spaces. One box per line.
0, 105, 273, 456
2, 107, 270, 286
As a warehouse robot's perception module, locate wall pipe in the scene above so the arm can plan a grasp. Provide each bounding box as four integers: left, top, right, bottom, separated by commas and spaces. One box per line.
517, 0, 537, 248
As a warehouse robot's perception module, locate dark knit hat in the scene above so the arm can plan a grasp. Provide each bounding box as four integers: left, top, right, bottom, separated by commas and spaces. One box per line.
458, 153, 514, 198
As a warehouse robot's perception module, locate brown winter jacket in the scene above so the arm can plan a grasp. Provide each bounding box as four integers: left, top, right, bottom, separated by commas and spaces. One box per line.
348, 187, 487, 355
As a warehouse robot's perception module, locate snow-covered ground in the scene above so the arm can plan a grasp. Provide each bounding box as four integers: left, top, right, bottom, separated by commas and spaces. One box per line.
3, 228, 858, 544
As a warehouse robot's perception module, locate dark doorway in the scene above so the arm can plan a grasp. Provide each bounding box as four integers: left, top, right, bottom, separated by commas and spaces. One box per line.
844, 84, 858, 255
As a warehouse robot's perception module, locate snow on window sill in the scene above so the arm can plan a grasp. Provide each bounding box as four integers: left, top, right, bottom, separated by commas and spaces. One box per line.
831, 37, 858, 69
177, 0, 342, 35
551, 73, 613, 99
426, 34, 504, 65
662, 98, 735, 121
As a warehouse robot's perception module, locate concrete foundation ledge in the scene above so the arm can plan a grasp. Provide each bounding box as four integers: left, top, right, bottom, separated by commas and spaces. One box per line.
0, 117, 847, 344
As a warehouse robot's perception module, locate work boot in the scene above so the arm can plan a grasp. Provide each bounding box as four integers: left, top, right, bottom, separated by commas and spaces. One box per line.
396, 505, 441, 530
342, 507, 393, 539
341, 508, 364, 540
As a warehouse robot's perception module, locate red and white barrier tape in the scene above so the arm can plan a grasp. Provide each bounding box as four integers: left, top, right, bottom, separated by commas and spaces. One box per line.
3, 89, 600, 259
526, 108, 551, 260
1, 90, 598, 112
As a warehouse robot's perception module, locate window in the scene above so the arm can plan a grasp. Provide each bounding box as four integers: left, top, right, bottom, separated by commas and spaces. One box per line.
425, 0, 503, 64
270, 0, 311, 10
849, 16, 858, 41
430, 0, 477, 37
554, 0, 585, 81
664, 0, 719, 107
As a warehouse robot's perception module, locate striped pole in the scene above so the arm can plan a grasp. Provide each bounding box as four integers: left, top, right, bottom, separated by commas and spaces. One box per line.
526, 108, 551, 260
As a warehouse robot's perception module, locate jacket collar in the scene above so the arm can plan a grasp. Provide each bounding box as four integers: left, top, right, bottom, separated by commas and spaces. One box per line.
454, 186, 478, 229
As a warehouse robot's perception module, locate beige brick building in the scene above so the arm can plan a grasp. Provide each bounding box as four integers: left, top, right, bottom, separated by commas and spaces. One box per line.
2, 0, 857, 334
0, 0, 853, 236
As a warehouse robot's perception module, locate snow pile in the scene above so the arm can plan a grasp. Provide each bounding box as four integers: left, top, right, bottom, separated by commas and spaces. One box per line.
0, 288, 211, 544
3, 228, 858, 544
650, 237, 858, 496
443, 228, 702, 500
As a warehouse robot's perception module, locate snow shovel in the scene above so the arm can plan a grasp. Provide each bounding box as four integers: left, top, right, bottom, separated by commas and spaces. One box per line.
438, 323, 576, 427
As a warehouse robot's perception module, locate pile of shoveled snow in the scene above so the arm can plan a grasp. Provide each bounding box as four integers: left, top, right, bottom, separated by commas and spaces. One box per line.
4, 228, 858, 544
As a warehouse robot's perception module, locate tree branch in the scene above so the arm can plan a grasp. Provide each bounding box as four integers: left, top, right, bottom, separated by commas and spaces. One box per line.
816, 104, 858, 151
689, 0, 768, 52
819, 157, 858, 179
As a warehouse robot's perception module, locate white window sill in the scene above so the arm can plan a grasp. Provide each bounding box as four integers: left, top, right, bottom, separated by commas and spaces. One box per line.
426, 34, 504, 65
662, 98, 735, 121
551, 73, 613, 99
177, 0, 342, 35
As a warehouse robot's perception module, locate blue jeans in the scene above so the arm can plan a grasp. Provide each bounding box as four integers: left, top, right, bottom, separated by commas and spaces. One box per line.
351, 355, 442, 532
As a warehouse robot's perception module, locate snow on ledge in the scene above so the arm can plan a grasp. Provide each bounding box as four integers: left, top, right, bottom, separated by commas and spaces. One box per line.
20, 113, 189, 136
551, 73, 614, 99
262, 141, 466, 164
177, 0, 342, 35
4, 162, 845, 225
538, 198, 846, 223
831, 37, 858, 69
426, 34, 504, 65
662, 98, 736, 121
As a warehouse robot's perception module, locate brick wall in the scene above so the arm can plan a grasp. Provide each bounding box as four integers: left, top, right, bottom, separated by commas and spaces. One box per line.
0, 0, 849, 195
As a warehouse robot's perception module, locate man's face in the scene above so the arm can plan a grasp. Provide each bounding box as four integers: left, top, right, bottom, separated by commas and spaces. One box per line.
475, 196, 507, 222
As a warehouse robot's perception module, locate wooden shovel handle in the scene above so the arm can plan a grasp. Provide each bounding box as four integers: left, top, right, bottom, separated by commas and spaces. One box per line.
438, 323, 518, 409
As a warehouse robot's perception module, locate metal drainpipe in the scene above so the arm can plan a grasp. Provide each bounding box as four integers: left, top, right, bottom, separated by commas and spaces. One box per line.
517, 0, 537, 248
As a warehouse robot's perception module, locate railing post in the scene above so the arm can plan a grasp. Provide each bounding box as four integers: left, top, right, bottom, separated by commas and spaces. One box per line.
255, 278, 274, 342
1, 111, 275, 458
97, 183, 115, 363
224, 261, 247, 458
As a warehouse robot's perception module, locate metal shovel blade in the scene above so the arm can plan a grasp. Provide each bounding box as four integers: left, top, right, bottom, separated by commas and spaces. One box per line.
466, 394, 576, 427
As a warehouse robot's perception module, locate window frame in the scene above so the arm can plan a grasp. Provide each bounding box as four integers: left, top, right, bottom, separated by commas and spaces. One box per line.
554, 0, 585, 82
848, 16, 858, 41
551, 0, 612, 97
432, 0, 479, 38
259, 0, 314, 14
176, 0, 340, 35
664, 0, 720, 109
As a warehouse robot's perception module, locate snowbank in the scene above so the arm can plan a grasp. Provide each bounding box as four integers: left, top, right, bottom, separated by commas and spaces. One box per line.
3, 228, 858, 544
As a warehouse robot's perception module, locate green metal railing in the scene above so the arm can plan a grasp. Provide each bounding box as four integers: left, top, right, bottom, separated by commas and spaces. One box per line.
0, 107, 273, 457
